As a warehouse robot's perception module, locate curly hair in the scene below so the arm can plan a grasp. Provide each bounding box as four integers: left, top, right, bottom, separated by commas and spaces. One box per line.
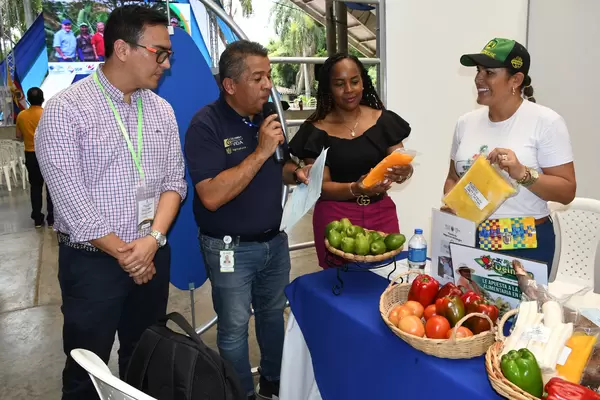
307, 53, 384, 122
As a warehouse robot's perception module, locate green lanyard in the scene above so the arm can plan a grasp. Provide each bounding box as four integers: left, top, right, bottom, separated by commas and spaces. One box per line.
93, 72, 144, 180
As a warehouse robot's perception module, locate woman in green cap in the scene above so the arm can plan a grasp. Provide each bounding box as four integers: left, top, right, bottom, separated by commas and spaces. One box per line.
442, 38, 576, 277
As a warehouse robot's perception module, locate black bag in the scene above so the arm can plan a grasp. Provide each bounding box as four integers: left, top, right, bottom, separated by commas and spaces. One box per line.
125, 312, 245, 400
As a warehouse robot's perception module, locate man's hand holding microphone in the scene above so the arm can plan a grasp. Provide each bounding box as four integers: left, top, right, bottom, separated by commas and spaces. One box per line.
256, 113, 285, 161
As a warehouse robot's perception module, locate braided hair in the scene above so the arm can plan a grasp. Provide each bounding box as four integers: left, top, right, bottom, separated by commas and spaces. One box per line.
307, 53, 384, 122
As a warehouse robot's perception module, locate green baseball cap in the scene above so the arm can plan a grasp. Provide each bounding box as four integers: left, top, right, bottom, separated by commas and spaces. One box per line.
460, 38, 530, 76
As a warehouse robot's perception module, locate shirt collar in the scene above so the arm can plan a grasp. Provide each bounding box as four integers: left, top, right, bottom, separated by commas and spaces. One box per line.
217, 92, 263, 125
96, 66, 143, 104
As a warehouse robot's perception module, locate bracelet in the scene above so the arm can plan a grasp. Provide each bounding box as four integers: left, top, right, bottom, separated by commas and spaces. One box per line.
349, 183, 360, 197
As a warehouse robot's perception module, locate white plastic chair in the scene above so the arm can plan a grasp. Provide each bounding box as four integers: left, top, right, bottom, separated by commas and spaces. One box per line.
70, 349, 157, 400
0, 146, 13, 191
548, 198, 600, 290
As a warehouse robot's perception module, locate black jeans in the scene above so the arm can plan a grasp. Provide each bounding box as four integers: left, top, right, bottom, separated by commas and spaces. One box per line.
24, 151, 53, 224
58, 242, 171, 400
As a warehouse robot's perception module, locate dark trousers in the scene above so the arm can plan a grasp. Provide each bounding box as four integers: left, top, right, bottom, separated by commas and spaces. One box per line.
25, 151, 53, 224
58, 243, 171, 400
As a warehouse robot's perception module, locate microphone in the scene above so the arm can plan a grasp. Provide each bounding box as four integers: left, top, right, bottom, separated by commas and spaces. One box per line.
262, 102, 286, 164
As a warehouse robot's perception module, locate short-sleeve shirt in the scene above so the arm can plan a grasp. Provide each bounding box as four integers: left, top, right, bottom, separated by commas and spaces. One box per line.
184, 94, 285, 237
450, 100, 574, 219
77, 34, 95, 61
289, 109, 411, 182
16, 106, 43, 152
53, 29, 76, 59
91, 33, 104, 57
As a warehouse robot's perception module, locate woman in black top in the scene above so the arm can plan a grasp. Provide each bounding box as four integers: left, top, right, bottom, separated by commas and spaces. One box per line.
289, 53, 414, 268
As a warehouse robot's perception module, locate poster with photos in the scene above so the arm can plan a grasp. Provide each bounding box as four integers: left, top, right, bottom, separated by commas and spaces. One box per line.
449, 243, 548, 315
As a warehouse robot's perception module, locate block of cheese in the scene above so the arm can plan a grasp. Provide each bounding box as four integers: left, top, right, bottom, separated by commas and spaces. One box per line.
443, 156, 516, 225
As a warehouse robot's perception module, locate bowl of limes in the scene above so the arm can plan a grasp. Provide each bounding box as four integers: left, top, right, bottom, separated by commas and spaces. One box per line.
324, 218, 406, 263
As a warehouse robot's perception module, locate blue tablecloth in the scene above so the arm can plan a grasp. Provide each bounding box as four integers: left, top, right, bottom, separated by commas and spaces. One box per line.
285, 268, 503, 400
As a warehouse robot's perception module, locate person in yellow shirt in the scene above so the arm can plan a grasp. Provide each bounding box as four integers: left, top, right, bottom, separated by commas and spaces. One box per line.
16, 87, 53, 227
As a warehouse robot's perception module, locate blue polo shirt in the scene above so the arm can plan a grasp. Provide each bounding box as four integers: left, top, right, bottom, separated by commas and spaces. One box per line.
184, 94, 285, 237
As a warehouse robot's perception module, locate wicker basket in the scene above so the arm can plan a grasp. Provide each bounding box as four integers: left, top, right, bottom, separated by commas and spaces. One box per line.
324, 229, 404, 263
485, 309, 541, 399
379, 271, 497, 359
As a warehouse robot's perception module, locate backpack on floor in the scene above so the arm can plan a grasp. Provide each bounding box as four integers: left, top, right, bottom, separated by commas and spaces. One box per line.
125, 312, 245, 400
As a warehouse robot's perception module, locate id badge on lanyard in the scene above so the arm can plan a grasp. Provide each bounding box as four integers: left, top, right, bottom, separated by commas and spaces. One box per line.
94, 72, 153, 233
136, 181, 155, 232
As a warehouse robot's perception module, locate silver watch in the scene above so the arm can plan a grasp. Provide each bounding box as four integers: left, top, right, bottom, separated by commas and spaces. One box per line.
149, 230, 167, 248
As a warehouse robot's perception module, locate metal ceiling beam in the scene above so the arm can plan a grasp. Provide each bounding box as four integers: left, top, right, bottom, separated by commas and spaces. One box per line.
289, 0, 375, 57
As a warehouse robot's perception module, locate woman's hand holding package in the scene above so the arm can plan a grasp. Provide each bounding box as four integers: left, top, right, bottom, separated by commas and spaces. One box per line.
487, 148, 527, 180
385, 164, 414, 184
354, 174, 393, 196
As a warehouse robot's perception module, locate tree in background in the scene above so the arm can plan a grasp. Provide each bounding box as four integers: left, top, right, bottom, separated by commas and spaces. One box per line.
270, 0, 324, 99
223, 0, 253, 18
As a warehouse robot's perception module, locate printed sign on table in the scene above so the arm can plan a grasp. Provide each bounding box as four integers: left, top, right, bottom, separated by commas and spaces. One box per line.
449, 243, 548, 314
430, 209, 476, 285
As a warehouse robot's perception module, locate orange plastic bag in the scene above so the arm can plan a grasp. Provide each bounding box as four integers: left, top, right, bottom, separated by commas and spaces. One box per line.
362, 149, 416, 187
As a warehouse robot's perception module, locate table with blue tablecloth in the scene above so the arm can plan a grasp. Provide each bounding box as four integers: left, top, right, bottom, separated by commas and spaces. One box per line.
279, 263, 503, 400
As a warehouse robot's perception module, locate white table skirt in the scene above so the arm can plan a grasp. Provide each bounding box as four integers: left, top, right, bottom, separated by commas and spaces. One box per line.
279, 311, 322, 400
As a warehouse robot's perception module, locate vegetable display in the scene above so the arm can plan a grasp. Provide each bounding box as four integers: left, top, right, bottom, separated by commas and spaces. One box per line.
500, 348, 544, 397
387, 274, 498, 340
325, 218, 405, 256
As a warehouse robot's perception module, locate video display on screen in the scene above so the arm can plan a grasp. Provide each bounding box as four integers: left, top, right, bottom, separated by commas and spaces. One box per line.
42, 0, 188, 63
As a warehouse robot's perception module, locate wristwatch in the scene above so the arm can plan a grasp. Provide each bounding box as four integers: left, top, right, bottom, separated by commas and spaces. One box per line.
149, 230, 167, 248
517, 167, 539, 187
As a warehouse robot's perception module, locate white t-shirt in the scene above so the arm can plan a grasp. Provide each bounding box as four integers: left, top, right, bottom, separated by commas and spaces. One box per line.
450, 100, 573, 219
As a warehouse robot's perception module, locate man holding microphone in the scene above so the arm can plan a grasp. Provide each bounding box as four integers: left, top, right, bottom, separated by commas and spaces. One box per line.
184, 40, 311, 400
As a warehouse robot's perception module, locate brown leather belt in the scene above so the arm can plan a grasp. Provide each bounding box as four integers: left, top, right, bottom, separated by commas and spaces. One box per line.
534, 216, 549, 225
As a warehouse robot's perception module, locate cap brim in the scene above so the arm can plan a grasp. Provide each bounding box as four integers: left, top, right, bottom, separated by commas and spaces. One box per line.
460, 53, 506, 68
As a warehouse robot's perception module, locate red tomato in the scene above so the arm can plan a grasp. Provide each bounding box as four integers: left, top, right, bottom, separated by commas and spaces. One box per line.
446, 326, 474, 339
398, 315, 425, 337
425, 315, 451, 339
389, 304, 413, 327
423, 304, 437, 321
404, 301, 424, 318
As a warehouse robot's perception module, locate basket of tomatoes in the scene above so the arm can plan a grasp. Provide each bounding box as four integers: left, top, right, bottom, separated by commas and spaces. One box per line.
379, 271, 498, 359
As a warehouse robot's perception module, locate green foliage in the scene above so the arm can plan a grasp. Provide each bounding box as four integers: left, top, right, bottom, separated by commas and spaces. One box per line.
267, 39, 299, 89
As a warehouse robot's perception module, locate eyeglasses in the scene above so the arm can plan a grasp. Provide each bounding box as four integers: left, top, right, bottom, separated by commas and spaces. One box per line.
133, 44, 174, 64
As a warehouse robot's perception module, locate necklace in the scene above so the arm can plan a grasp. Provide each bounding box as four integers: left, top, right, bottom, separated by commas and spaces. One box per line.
341, 108, 362, 137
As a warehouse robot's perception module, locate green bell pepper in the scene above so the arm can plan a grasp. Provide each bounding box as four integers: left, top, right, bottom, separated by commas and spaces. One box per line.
500, 348, 543, 398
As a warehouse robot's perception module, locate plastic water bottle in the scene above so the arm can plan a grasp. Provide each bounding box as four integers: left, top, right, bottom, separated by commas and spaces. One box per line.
408, 229, 427, 272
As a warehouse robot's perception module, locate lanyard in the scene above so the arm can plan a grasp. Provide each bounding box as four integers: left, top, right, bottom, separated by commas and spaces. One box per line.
242, 117, 259, 129
93, 72, 144, 180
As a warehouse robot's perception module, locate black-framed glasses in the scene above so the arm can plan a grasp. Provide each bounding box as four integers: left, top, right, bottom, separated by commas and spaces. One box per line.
134, 44, 174, 64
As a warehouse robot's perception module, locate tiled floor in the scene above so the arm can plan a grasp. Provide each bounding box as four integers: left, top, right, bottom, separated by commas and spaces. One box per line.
0, 184, 320, 399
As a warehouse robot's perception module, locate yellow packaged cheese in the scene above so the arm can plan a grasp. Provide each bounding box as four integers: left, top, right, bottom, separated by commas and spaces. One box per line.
443, 156, 516, 224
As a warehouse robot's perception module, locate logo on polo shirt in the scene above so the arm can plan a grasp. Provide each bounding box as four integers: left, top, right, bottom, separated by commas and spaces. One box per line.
223, 136, 247, 154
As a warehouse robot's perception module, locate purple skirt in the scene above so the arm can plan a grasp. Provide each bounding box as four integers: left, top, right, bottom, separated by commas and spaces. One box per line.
312, 195, 401, 269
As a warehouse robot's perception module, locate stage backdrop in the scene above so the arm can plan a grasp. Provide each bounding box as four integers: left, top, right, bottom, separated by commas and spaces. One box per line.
155, 27, 220, 291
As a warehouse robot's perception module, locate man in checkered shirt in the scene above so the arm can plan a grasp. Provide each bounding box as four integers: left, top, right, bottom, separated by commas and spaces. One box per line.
35, 6, 186, 399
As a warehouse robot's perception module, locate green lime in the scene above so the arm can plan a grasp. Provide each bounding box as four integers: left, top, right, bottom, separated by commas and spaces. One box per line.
346, 225, 365, 238
369, 231, 383, 243
326, 229, 342, 249
340, 237, 356, 254
339, 218, 352, 232
354, 233, 370, 256
370, 240, 387, 255
325, 220, 341, 237
384, 233, 406, 251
